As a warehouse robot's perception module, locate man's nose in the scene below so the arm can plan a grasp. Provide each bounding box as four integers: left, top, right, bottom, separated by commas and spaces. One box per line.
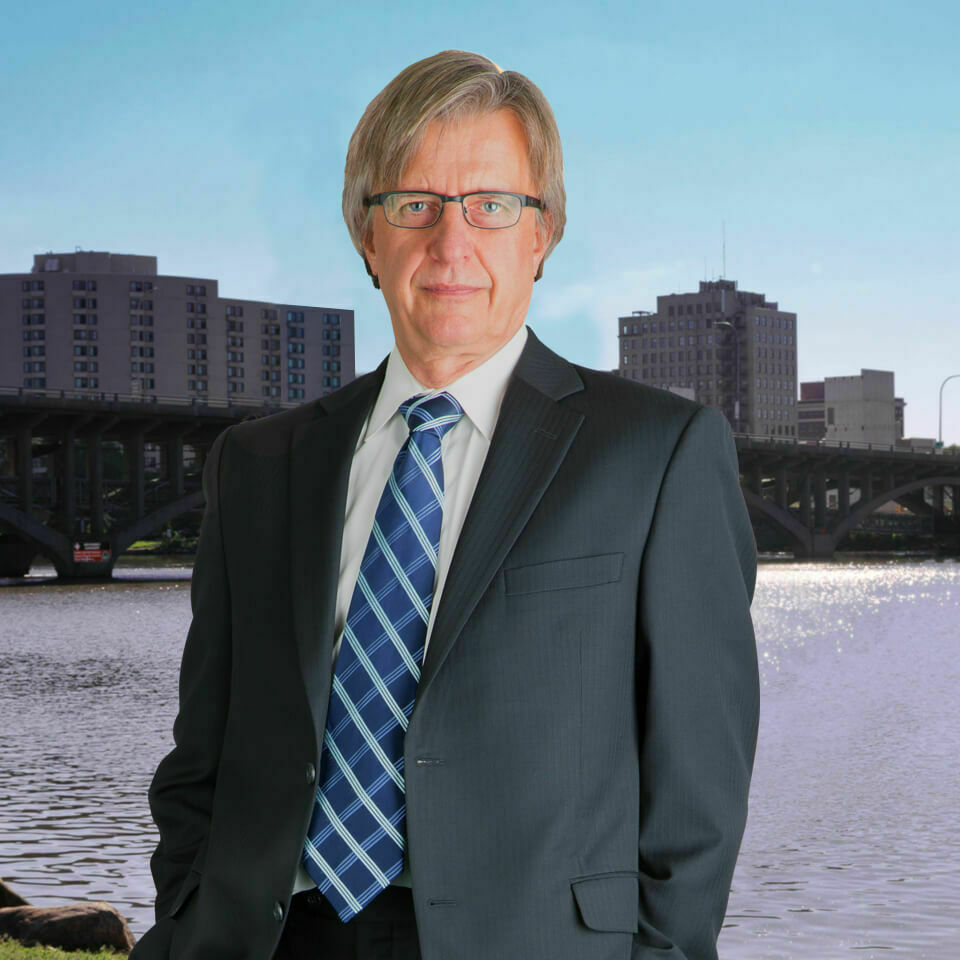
426, 201, 474, 261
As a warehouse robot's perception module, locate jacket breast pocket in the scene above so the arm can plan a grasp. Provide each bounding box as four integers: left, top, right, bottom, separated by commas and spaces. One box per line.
504, 552, 624, 597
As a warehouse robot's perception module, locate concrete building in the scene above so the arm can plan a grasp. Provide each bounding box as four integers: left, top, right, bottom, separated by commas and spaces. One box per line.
799, 370, 906, 445
1, 250, 355, 405
618, 278, 797, 436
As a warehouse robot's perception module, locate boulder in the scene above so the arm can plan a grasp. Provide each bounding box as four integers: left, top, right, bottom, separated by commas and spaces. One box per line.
0, 902, 135, 953
0, 878, 28, 908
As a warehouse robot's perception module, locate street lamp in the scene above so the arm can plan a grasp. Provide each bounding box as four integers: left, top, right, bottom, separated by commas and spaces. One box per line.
939, 374, 960, 449
714, 319, 740, 433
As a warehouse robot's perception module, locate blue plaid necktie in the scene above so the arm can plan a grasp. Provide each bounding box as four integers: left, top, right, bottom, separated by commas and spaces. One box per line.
301, 390, 464, 921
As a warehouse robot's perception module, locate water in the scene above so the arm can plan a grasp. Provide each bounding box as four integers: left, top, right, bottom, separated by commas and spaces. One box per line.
1, 555, 958, 957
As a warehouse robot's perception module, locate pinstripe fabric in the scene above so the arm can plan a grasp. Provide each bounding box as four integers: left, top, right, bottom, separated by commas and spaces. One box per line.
301, 391, 463, 922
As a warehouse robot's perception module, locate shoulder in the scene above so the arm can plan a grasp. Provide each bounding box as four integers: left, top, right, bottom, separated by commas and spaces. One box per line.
568, 364, 706, 434
223, 367, 383, 457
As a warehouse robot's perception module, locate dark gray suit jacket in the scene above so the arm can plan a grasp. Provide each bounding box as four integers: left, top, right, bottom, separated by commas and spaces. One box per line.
131, 327, 759, 960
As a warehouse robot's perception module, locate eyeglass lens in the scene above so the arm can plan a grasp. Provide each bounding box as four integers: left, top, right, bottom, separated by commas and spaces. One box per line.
383, 192, 523, 229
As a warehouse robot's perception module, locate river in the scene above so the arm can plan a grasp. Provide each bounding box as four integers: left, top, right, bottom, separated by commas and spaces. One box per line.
1, 555, 958, 958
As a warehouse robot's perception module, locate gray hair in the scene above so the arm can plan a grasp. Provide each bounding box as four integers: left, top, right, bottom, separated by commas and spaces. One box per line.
343, 50, 566, 288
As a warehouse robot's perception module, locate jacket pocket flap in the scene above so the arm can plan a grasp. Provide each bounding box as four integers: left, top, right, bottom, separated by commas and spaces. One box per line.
505, 552, 624, 596
167, 869, 202, 918
571, 873, 639, 933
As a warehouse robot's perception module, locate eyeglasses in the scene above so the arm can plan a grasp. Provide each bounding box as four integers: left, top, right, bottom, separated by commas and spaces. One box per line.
364, 191, 542, 230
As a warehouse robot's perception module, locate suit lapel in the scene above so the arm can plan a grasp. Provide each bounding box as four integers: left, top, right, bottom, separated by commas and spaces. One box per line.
289, 361, 385, 750
413, 328, 585, 708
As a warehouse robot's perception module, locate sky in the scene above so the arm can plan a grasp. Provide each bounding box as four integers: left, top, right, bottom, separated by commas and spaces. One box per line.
2, 0, 958, 442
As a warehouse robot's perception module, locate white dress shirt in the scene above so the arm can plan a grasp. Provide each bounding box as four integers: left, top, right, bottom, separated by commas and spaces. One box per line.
294, 323, 528, 895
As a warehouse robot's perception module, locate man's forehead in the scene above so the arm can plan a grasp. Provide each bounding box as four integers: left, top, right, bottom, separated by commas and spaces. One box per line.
398, 109, 533, 188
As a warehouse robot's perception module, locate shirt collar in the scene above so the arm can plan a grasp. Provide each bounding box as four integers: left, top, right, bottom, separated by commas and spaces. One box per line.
360, 324, 528, 448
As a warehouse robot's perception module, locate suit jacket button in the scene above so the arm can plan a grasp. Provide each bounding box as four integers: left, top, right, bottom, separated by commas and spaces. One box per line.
306, 762, 316, 784
273, 901, 284, 922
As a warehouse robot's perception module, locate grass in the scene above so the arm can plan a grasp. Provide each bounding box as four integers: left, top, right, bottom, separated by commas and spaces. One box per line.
127, 540, 161, 550
0, 938, 125, 958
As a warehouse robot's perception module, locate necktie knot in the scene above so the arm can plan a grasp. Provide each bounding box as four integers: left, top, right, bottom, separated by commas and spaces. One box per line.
400, 391, 464, 440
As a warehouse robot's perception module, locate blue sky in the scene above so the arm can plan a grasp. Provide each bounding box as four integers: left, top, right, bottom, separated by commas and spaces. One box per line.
2, 0, 958, 441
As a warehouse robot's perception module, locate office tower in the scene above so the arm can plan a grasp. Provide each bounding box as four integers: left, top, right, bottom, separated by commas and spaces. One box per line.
618, 278, 797, 436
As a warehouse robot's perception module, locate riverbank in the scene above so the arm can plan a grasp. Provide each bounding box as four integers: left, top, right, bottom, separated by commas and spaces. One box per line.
0, 939, 124, 958
126, 537, 197, 555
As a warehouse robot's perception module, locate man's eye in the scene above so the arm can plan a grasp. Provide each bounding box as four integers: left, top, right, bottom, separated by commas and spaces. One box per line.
481, 200, 502, 213
403, 201, 426, 213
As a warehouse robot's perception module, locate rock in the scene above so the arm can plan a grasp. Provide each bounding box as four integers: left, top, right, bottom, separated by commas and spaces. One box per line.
0, 878, 29, 908
0, 902, 135, 953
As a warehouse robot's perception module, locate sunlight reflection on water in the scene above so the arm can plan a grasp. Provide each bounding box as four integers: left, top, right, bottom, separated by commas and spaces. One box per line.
1, 556, 958, 955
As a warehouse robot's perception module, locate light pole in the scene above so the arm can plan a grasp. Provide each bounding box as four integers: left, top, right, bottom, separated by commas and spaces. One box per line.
939, 374, 960, 450
714, 319, 740, 433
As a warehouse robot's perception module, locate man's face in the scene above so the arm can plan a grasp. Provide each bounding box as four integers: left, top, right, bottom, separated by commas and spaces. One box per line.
363, 109, 550, 375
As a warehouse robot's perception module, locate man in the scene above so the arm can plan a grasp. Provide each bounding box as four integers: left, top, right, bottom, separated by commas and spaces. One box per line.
131, 50, 759, 960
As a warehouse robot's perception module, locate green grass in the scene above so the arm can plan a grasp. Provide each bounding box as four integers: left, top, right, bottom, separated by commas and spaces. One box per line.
0, 937, 125, 958
127, 540, 160, 550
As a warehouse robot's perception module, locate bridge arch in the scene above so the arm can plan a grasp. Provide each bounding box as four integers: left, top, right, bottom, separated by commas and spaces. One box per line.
0, 490, 207, 579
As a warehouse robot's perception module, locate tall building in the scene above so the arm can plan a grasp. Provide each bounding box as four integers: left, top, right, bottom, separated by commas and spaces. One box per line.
1, 251, 355, 405
618, 279, 798, 436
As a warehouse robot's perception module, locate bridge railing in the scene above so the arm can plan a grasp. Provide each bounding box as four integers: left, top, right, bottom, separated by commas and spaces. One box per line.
735, 431, 952, 457
0, 384, 300, 412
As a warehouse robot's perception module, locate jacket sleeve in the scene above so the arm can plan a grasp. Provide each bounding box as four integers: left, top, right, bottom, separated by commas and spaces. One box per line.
145, 424, 234, 921
633, 405, 760, 960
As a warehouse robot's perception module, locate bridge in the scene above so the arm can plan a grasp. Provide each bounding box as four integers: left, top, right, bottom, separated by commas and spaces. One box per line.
0, 386, 297, 579
1, 387, 958, 579
736, 433, 960, 557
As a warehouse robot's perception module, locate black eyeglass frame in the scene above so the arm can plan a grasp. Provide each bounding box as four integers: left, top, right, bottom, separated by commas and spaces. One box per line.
363, 191, 543, 229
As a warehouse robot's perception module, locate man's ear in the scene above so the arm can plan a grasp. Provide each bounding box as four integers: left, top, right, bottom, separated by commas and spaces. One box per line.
362, 229, 380, 290
362, 255, 380, 290
533, 211, 553, 282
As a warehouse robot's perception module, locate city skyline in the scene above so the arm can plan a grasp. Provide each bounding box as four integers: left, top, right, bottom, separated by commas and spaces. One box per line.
2, 0, 957, 442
